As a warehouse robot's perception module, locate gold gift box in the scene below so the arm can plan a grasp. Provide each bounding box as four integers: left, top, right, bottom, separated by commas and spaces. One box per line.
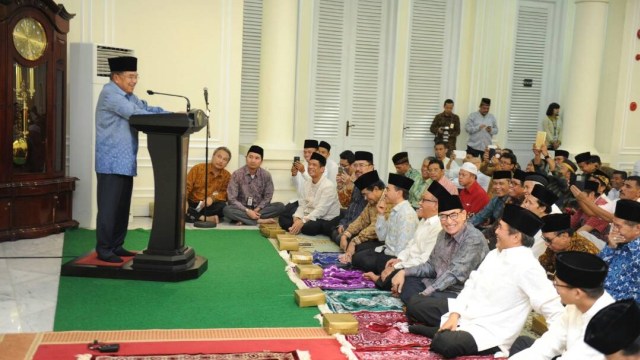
294, 288, 326, 307
531, 313, 548, 335
259, 224, 282, 238
290, 251, 313, 264
323, 313, 359, 335
295, 264, 323, 280
277, 234, 299, 251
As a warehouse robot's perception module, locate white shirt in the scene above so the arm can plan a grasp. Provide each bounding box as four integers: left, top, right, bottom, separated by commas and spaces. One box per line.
510, 292, 615, 360
293, 176, 340, 222
291, 160, 336, 201
445, 246, 564, 353
607, 188, 620, 202
324, 158, 339, 186
394, 215, 442, 269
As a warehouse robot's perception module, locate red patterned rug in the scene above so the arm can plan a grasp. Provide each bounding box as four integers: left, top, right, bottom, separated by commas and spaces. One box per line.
72, 251, 137, 267
354, 348, 496, 360
95, 352, 299, 359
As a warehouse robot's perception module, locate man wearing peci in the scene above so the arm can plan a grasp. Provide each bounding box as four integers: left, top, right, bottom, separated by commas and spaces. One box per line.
95, 56, 166, 263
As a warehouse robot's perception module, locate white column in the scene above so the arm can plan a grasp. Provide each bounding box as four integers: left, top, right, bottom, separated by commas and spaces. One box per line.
254, 0, 298, 147
561, 0, 609, 153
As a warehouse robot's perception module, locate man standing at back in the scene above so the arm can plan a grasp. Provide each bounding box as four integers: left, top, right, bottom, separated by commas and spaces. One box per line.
224, 145, 284, 225
430, 99, 461, 152
465, 98, 498, 156
95, 56, 166, 263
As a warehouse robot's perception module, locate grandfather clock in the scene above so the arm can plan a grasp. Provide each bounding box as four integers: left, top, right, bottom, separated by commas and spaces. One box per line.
0, 0, 77, 241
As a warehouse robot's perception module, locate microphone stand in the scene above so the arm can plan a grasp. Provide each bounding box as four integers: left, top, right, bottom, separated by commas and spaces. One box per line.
194, 88, 216, 228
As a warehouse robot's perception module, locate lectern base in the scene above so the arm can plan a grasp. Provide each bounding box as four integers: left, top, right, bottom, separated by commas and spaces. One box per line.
61, 253, 208, 282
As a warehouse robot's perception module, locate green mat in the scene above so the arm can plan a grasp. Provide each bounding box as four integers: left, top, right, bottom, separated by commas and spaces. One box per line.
54, 228, 320, 331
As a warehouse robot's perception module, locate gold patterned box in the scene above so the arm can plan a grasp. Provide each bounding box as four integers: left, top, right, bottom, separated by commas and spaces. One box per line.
294, 288, 326, 307
266, 228, 286, 239
277, 234, 299, 251
290, 251, 313, 264
259, 224, 281, 238
295, 264, 323, 280
323, 313, 359, 335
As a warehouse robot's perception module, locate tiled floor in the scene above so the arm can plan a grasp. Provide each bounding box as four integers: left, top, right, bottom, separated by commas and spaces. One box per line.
0, 217, 251, 334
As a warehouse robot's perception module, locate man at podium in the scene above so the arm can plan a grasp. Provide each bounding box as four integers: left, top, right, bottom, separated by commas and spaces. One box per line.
94, 56, 166, 263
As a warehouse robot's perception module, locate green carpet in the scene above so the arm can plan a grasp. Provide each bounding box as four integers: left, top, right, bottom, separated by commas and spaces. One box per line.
54, 228, 319, 331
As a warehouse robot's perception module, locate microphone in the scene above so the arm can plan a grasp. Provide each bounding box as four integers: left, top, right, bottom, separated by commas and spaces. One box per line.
203, 87, 209, 106
146, 90, 191, 112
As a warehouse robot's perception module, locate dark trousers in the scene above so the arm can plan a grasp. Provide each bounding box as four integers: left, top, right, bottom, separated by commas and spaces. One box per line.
187, 200, 226, 218
400, 276, 427, 304
509, 336, 536, 356
405, 295, 499, 358
96, 173, 133, 257
351, 248, 394, 273
278, 201, 340, 236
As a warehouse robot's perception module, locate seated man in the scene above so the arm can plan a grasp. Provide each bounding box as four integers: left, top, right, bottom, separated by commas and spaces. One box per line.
332, 151, 374, 244
405, 204, 563, 359
185, 146, 231, 224
317, 140, 339, 183
600, 199, 640, 302
392, 151, 422, 206
354, 173, 418, 273
585, 299, 640, 359
336, 150, 355, 209
433, 141, 460, 181
538, 213, 600, 276
372, 181, 446, 290
408, 157, 433, 209
508, 169, 528, 206
338, 170, 391, 264
392, 192, 489, 304
223, 145, 285, 225
570, 175, 640, 223
458, 162, 489, 216
571, 180, 611, 242
522, 184, 560, 257
427, 159, 458, 195
470, 170, 511, 228
278, 152, 340, 236
510, 251, 614, 359
291, 139, 319, 200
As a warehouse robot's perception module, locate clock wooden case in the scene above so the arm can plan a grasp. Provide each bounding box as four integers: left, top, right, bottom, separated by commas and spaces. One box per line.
0, 0, 77, 241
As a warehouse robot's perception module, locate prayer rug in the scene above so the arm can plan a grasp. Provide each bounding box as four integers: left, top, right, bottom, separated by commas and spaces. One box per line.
312, 251, 342, 267
296, 234, 341, 253
303, 265, 375, 290
353, 349, 496, 360
325, 289, 403, 313
345, 311, 431, 351
95, 352, 298, 359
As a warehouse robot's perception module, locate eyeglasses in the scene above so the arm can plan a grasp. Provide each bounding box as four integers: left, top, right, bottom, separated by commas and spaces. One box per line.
510, 181, 522, 187
542, 234, 558, 243
420, 197, 437, 204
353, 162, 371, 169
439, 210, 463, 221
552, 277, 573, 289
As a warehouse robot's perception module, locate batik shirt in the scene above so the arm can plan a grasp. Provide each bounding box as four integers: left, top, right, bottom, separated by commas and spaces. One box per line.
600, 237, 640, 303
375, 200, 419, 256
227, 166, 275, 211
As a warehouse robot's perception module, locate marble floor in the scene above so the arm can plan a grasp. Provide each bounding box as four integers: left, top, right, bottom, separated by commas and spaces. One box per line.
0, 217, 250, 334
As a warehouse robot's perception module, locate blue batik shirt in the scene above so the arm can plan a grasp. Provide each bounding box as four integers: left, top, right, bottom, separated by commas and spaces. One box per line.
95, 81, 166, 176
600, 237, 640, 303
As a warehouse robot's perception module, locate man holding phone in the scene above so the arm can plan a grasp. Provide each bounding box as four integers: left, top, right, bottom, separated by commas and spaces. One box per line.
464, 98, 498, 156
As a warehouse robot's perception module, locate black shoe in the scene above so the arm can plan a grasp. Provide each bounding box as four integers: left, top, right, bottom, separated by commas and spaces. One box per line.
409, 324, 438, 338
114, 248, 136, 257
97, 253, 123, 263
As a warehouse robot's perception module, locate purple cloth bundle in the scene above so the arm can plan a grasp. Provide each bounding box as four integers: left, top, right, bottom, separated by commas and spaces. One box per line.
303, 265, 375, 290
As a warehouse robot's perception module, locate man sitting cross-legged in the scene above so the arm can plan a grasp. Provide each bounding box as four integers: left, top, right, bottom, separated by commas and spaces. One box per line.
391, 192, 489, 304
366, 181, 447, 290
510, 251, 614, 359
352, 173, 419, 273
278, 152, 341, 236
223, 145, 285, 225
338, 170, 392, 264
405, 204, 563, 359
538, 213, 600, 277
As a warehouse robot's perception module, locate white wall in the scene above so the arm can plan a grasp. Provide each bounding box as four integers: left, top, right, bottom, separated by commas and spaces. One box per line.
61, 0, 640, 219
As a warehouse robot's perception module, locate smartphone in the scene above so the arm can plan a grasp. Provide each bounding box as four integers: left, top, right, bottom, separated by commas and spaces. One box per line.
488, 148, 497, 159
338, 167, 344, 174
293, 156, 300, 163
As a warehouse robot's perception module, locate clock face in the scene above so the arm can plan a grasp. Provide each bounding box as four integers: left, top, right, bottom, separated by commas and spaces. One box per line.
12, 17, 48, 61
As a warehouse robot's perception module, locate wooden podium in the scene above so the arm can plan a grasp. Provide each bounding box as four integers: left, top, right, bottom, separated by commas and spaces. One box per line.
62, 110, 208, 282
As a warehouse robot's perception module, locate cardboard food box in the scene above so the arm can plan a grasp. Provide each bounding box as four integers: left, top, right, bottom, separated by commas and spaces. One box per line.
294, 287, 326, 307
322, 313, 359, 335
290, 251, 313, 264
295, 264, 323, 280
277, 234, 299, 251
